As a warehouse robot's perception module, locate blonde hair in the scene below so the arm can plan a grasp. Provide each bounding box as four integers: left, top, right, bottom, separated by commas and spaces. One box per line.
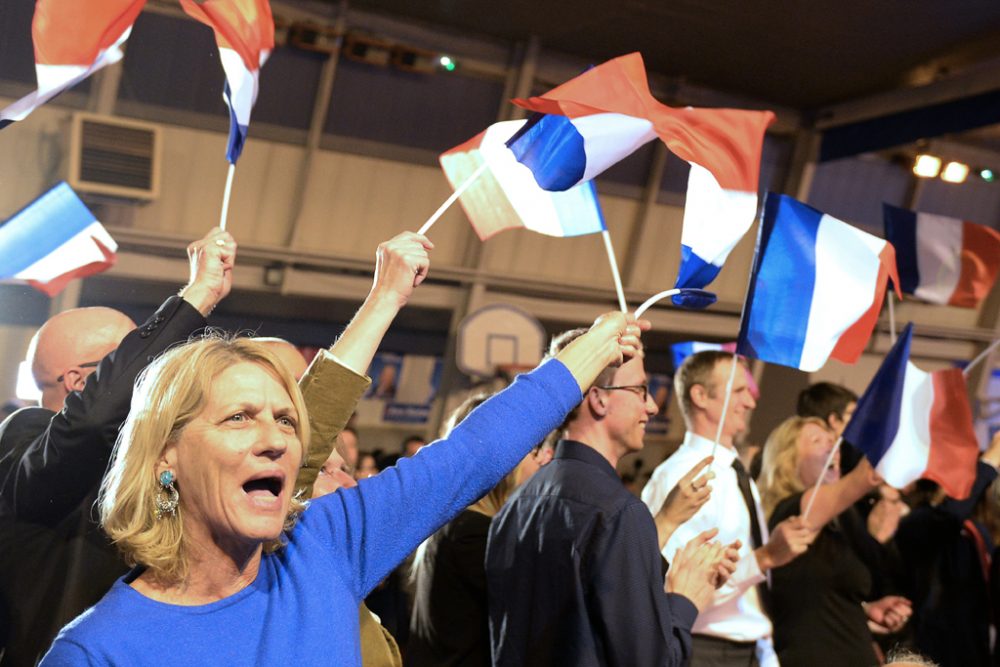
98, 334, 310, 584
757, 416, 829, 518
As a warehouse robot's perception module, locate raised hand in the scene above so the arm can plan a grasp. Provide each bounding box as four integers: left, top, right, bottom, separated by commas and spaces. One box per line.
370, 232, 433, 309
756, 515, 817, 571
178, 227, 236, 316
655, 456, 715, 548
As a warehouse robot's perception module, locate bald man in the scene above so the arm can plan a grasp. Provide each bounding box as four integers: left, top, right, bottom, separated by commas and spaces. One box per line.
0, 227, 235, 666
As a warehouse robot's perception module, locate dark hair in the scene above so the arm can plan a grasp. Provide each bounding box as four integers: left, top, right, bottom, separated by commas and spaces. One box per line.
796, 382, 858, 423
674, 351, 748, 422
400, 434, 426, 454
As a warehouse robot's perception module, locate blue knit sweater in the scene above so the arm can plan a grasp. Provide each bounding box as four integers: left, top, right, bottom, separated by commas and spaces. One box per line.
40, 360, 580, 666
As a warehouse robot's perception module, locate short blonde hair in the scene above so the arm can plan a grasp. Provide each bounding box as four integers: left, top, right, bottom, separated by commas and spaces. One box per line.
98, 334, 310, 584
757, 416, 829, 518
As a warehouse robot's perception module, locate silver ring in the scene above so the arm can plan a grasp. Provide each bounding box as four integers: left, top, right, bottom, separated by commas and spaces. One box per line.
215, 239, 225, 247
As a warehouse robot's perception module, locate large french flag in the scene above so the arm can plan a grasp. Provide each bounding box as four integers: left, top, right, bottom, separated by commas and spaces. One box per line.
883, 204, 1000, 308
0, 0, 146, 129
179, 0, 273, 164
843, 323, 978, 499
440, 120, 606, 240
507, 52, 774, 290
0, 182, 117, 296
736, 194, 901, 372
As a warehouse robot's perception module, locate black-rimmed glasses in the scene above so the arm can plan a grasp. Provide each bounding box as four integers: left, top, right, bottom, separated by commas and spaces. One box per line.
56, 361, 101, 383
596, 384, 649, 401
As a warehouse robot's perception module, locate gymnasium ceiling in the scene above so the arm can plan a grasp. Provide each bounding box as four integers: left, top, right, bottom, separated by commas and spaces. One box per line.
340, 0, 1000, 122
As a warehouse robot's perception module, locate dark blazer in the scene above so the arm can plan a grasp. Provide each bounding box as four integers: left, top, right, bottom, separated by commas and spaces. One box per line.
0, 296, 206, 666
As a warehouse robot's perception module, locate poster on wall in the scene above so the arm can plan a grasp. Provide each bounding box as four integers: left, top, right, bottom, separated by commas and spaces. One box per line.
359, 352, 444, 424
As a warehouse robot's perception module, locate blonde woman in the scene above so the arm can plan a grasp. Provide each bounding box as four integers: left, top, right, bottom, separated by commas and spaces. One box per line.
408, 393, 555, 667
757, 416, 910, 667
41, 313, 645, 665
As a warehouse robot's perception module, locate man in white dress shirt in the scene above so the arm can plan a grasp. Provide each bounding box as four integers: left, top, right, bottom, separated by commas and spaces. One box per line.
642, 351, 816, 666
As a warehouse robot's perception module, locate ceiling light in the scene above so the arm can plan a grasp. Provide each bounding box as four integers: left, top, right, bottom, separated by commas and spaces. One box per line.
978, 167, 995, 183
913, 154, 941, 178
941, 161, 969, 184
439, 55, 456, 72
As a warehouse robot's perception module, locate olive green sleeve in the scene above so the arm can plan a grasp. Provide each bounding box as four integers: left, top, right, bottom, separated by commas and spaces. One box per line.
294, 350, 371, 495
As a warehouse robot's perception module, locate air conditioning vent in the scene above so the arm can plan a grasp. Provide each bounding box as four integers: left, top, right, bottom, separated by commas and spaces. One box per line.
68, 113, 161, 202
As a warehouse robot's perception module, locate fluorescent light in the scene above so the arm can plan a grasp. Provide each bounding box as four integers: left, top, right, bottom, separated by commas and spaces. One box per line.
941, 161, 969, 184
913, 154, 941, 178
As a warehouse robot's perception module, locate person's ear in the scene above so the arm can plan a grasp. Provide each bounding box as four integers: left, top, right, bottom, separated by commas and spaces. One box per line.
157, 442, 179, 477
827, 412, 842, 430
62, 369, 86, 393
536, 447, 554, 466
690, 384, 710, 410
587, 387, 609, 417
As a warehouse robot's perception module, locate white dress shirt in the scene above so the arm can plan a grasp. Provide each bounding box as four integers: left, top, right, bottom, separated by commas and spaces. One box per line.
641, 431, 772, 643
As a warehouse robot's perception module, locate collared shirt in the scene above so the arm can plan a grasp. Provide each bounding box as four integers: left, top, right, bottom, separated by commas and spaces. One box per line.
486, 440, 697, 667
641, 432, 771, 643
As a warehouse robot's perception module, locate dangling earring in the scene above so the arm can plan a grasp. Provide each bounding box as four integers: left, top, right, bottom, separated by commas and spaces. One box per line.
155, 470, 179, 519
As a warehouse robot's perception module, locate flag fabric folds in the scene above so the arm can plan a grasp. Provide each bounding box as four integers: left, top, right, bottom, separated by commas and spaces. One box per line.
842, 323, 978, 499
0, 0, 146, 129
0, 182, 117, 296
439, 120, 607, 240
883, 203, 1000, 308
508, 52, 774, 290
736, 193, 901, 372
179, 0, 274, 164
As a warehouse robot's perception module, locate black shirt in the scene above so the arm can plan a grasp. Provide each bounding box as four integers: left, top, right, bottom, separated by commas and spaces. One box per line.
408, 509, 492, 667
486, 440, 697, 667
768, 493, 877, 667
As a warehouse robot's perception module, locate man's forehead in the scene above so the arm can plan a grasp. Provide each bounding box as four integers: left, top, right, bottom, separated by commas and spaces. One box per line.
613, 356, 647, 383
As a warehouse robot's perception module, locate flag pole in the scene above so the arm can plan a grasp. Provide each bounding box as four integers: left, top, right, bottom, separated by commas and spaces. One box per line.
600, 230, 628, 313
418, 162, 489, 236
709, 195, 769, 461
219, 163, 236, 231
801, 436, 843, 524
964, 338, 1000, 378
887, 291, 897, 344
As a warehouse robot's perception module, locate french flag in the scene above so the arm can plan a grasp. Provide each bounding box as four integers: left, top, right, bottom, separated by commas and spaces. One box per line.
736, 194, 901, 372
0, 182, 117, 297
179, 0, 273, 164
440, 120, 606, 240
507, 52, 774, 291
843, 323, 978, 499
0, 0, 145, 129
883, 204, 1000, 308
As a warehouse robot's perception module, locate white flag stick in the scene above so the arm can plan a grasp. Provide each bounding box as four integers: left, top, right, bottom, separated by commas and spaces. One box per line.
801, 436, 844, 523
634, 289, 684, 318
964, 338, 1000, 378
709, 351, 740, 461
887, 291, 897, 344
418, 162, 489, 236
600, 230, 628, 313
219, 163, 236, 231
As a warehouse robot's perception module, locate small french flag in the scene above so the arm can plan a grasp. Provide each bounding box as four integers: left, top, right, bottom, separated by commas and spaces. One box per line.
179, 0, 274, 164
0, 182, 117, 296
883, 204, 1000, 308
736, 194, 900, 372
0, 0, 145, 129
507, 52, 774, 293
440, 120, 607, 240
843, 323, 978, 499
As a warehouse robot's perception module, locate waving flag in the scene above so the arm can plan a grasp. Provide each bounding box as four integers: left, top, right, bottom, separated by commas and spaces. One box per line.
179, 0, 273, 163
736, 194, 900, 372
440, 120, 606, 240
508, 52, 774, 290
843, 323, 978, 499
884, 204, 1000, 308
0, 0, 145, 129
0, 182, 117, 296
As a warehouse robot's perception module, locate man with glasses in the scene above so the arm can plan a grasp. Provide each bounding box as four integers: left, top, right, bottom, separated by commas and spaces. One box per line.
642, 351, 815, 666
486, 327, 736, 667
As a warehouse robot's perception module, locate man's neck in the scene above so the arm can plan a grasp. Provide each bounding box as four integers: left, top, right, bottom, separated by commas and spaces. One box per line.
565, 424, 623, 469
688, 419, 736, 450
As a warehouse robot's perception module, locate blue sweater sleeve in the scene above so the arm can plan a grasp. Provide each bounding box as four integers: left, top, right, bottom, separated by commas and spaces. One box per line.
301, 359, 582, 600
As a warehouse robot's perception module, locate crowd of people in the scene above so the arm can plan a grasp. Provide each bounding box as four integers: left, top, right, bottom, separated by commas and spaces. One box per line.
0, 225, 995, 667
